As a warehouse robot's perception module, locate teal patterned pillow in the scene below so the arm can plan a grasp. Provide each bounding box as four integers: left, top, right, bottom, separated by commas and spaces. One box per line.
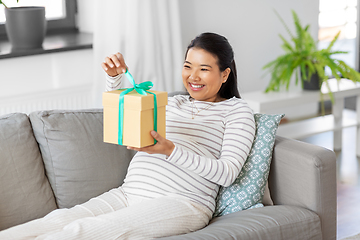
213, 113, 284, 217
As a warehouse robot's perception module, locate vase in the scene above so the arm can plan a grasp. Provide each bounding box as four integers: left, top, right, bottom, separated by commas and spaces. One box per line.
301, 68, 321, 91
5, 7, 46, 51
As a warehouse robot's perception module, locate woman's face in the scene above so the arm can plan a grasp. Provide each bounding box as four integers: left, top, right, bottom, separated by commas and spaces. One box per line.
182, 48, 230, 102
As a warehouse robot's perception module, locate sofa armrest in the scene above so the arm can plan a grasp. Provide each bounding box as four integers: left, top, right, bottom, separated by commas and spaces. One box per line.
268, 136, 336, 240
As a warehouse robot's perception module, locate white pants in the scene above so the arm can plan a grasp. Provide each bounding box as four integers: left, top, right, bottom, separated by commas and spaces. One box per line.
0, 187, 212, 240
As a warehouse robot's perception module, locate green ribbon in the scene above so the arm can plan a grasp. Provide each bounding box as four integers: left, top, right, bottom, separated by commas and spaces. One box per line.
118, 70, 158, 145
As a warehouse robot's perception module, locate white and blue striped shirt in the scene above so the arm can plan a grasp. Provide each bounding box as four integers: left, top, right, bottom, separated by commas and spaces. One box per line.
106, 75, 256, 214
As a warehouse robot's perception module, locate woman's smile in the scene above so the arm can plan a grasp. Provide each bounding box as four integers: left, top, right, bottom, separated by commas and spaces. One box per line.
189, 83, 205, 90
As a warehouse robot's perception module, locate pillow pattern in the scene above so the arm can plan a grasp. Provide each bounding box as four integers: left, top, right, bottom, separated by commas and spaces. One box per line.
213, 113, 284, 217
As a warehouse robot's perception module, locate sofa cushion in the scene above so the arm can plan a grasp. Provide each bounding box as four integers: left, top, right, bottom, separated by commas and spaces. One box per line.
214, 113, 284, 217
0, 113, 57, 230
160, 205, 322, 240
29, 109, 135, 209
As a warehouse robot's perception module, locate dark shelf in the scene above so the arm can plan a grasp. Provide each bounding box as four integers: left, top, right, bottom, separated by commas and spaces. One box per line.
0, 32, 93, 59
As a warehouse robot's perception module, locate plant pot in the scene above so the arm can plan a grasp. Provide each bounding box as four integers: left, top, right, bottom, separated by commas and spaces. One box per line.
5, 7, 46, 51
301, 68, 321, 91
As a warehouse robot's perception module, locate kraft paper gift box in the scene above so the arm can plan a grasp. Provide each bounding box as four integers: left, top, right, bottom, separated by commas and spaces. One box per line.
103, 89, 168, 148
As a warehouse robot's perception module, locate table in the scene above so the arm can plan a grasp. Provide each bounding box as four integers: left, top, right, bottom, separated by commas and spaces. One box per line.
242, 79, 360, 156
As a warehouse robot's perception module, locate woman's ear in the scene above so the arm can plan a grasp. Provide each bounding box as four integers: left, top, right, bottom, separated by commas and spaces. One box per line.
222, 68, 231, 83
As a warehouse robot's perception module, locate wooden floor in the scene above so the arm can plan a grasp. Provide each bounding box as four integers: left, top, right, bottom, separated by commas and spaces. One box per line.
300, 126, 360, 240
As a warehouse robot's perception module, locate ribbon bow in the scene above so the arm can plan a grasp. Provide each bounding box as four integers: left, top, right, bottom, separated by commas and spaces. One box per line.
118, 70, 158, 145
123, 70, 153, 95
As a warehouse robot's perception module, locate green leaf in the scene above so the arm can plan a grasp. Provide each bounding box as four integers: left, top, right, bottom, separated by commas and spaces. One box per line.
328, 50, 349, 55
326, 31, 341, 52
0, 0, 8, 8
0, 0, 19, 7
279, 34, 295, 53
323, 56, 343, 79
274, 9, 294, 39
263, 9, 360, 99
313, 63, 326, 82
337, 60, 360, 82
295, 67, 299, 85
323, 79, 335, 103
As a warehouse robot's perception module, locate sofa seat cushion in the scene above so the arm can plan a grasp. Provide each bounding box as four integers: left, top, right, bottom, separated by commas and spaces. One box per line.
160, 205, 322, 240
0, 113, 57, 230
29, 109, 135, 209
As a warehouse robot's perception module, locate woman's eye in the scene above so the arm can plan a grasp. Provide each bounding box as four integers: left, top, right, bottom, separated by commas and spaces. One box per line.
184, 65, 190, 69
201, 68, 209, 71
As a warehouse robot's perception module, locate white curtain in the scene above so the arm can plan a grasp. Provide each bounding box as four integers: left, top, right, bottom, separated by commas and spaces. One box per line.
92, 0, 184, 107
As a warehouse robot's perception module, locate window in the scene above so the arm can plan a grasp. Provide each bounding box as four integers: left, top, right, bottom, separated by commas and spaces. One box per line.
0, 0, 77, 40
318, 0, 358, 69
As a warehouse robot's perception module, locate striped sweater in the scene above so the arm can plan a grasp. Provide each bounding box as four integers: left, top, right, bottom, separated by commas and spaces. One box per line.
106, 75, 256, 214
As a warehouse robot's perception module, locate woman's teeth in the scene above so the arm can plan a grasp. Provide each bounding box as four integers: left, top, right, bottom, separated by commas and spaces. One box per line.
190, 83, 204, 88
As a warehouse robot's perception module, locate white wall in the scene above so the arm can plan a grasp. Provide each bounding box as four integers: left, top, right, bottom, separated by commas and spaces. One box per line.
0, 0, 95, 115
179, 0, 320, 93
0, 49, 93, 96
77, 0, 320, 93
0, 0, 95, 98
178, 0, 320, 119
0, 0, 320, 116
0, 50, 94, 115
77, 0, 94, 33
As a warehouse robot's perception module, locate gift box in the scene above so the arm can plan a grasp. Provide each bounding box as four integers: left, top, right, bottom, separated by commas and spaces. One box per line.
103, 89, 168, 148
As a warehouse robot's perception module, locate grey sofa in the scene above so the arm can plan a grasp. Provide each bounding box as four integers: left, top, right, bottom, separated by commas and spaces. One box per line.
0, 108, 337, 240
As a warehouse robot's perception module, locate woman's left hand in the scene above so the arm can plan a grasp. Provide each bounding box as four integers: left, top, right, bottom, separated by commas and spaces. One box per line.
127, 131, 175, 157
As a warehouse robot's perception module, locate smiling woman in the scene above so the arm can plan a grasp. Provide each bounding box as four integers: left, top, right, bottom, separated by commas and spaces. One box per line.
0, 0, 77, 39
0, 32, 257, 240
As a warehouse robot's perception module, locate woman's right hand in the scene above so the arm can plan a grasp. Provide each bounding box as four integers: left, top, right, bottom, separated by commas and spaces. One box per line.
101, 52, 128, 77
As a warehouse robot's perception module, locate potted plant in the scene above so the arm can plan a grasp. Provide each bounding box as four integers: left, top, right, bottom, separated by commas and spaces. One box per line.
263, 10, 360, 109
1, 0, 46, 51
